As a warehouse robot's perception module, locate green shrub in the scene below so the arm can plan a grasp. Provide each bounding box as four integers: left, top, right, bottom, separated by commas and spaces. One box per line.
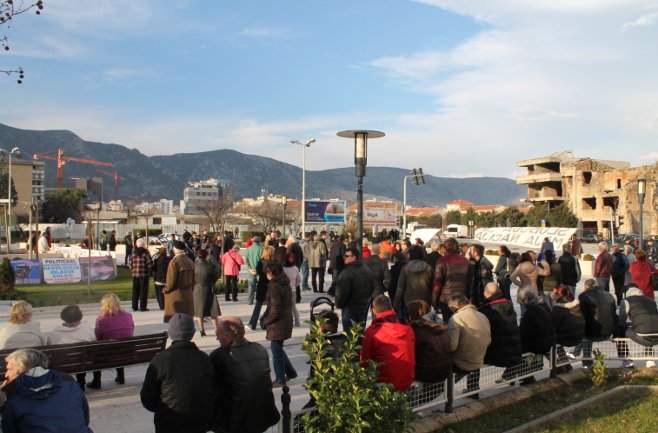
302, 319, 415, 433
591, 349, 607, 389
0, 258, 16, 293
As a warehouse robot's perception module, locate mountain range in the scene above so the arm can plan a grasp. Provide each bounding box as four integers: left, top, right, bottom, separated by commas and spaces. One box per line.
0, 123, 526, 206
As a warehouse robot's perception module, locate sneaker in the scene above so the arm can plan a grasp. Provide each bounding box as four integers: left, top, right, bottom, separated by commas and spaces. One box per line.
646, 360, 656, 368
621, 360, 635, 368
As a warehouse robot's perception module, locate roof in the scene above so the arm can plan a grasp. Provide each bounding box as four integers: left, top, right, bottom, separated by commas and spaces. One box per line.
447, 199, 474, 206
406, 207, 442, 217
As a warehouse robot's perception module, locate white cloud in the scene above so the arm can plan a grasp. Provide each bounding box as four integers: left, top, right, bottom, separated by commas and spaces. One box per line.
103, 67, 158, 84
621, 12, 658, 32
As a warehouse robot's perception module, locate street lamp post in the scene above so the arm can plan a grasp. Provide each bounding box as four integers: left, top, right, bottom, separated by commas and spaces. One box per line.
638, 179, 647, 249
281, 194, 287, 238
402, 168, 425, 238
337, 130, 385, 257
290, 138, 315, 236
3, 147, 21, 253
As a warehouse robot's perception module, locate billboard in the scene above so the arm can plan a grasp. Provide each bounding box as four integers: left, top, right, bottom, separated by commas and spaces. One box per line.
42, 258, 82, 284
363, 202, 397, 226
11, 260, 41, 285
305, 200, 346, 224
79, 256, 117, 281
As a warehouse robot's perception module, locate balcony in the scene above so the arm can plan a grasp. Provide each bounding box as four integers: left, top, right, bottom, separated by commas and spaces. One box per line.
516, 172, 563, 184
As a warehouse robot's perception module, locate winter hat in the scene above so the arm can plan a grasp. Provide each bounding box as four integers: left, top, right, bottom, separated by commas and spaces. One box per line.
172, 240, 186, 251
168, 313, 195, 341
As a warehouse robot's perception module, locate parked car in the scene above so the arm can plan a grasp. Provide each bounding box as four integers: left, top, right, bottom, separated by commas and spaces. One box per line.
581, 233, 598, 243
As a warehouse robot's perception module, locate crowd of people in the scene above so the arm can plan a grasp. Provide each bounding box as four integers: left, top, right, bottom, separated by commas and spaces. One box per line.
1, 229, 658, 432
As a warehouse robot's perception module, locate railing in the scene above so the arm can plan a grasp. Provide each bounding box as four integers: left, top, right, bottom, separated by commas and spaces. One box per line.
272, 338, 658, 433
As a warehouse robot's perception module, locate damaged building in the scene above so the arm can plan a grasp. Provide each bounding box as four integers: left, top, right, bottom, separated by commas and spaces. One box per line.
516, 151, 658, 238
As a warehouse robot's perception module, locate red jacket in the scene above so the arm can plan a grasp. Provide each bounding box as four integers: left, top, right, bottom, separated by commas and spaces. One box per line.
362, 245, 372, 258
630, 260, 657, 299
361, 310, 415, 391
222, 249, 244, 277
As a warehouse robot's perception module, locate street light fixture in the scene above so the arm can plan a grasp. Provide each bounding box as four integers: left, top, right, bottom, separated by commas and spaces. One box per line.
281, 194, 288, 238
337, 130, 385, 257
290, 138, 315, 236
1, 147, 22, 253
638, 178, 647, 248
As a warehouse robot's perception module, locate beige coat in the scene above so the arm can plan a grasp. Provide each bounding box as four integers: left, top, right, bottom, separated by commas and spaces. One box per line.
448, 304, 491, 372
163, 253, 196, 322
511, 260, 551, 304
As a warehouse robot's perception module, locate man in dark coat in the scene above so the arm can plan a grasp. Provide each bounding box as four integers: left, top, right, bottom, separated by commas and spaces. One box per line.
479, 282, 522, 372
210, 317, 280, 433
617, 285, 658, 368
432, 237, 474, 323
327, 234, 347, 296
611, 244, 630, 305
469, 244, 494, 307
558, 243, 580, 294
362, 243, 392, 298
141, 313, 215, 433
518, 291, 555, 384
574, 279, 617, 367
408, 300, 451, 387
335, 247, 376, 332
424, 240, 442, 271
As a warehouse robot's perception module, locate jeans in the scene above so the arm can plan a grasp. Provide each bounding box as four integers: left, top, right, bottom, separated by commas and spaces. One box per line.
573, 339, 594, 366
311, 268, 325, 292
271, 340, 297, 384
248, 300, 264, 330
247, 273, 257, 304
225, 275, 238, 301
301, 260, 310, 290
342, 305, 369, 333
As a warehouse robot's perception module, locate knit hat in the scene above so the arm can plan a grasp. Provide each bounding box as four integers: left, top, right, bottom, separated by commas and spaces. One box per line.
172, 240, 186, 251
168, 313, 195, 341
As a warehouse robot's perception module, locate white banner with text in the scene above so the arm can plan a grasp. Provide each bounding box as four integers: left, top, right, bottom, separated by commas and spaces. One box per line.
473, 227, 577, 250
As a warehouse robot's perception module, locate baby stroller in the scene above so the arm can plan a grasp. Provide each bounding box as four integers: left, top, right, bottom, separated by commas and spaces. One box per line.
309, 296, 334, 322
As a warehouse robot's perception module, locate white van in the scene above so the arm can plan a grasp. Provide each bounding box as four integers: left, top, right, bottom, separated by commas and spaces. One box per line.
443, 224, 469, 238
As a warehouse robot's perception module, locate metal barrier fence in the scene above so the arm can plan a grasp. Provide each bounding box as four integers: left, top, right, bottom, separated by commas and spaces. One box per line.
272, 337, 658, 433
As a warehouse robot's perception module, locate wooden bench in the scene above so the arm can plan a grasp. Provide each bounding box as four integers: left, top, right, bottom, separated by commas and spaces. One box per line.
0, 331, 168, 380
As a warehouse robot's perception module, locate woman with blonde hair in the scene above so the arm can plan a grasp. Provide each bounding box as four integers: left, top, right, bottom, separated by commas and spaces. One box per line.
0, 301, 45, 349
88, 293, 134, 389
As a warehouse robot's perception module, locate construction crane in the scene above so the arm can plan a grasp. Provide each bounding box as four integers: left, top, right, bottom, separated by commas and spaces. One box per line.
33, 147, 114, 189
96, 168, 125, 201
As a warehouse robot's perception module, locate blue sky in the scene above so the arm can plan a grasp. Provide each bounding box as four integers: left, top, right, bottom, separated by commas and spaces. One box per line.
1, 0, 657, 179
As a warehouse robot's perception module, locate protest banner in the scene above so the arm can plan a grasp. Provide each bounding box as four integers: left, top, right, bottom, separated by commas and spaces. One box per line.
79, 256, 117, 281
11, 260, 41, 285
42, 258, 82, 284
473, 227, 577, 250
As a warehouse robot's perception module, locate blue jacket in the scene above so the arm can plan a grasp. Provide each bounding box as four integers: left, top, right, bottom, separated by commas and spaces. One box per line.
1, 368, 92, 433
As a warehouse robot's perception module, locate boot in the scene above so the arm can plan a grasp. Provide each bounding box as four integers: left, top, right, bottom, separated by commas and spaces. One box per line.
115, 368, 125, 385
88, 371, 102, 389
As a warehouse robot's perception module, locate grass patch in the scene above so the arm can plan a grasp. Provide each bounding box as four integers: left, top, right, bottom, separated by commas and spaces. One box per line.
528, 390, 658, 433
436, 371, 658, 433
1, 267, 250, 307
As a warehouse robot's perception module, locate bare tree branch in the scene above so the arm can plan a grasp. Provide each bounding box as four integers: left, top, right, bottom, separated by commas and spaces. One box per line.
1, 0, 45, 84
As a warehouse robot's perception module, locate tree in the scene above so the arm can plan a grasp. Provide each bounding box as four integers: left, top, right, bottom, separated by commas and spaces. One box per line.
547, 202, 579, 228
245, 199, 283, 233
475, 211, 497, 228
41, 189, 86, 223
495, 206, 527, 227
199, 198, 231, 233
525, 204, 550, 227
445, 210, 462, 225
1, 0, 45, 84
412, 213, 443, 228
460, 207, 477, 226
0, 257, 15, 292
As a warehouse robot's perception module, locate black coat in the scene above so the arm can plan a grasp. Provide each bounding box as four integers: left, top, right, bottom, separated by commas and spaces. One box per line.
140, 341, 215, 433
255, 259, 272, 302
479, 294, 522, 367
520, 303, 555, 354
578, 288, 617, 341
558, 253, 579, 286
334, 261, 376, 310
410, 319, 452, 383
424, 251, 442, 271
362, 255, 391, 297
551, 300, 585, 347
287, 242, 304, 268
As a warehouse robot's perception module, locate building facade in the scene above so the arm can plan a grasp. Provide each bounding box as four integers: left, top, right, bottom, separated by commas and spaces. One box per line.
182, 178, 226, 215
517, 151, 658, 237
3, 158, 46, 221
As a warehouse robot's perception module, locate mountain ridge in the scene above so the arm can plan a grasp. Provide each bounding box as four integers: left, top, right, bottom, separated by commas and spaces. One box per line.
0, 123, 526, 206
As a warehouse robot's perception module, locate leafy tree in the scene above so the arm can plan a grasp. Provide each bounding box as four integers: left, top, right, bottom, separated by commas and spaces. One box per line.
475, 211, 497, 228
460, 207, 477, 226
302, 319, 415, 433
445, 210, 462, 225
525, 203, 550, 227
412, 213, 443, 228
0, 257, 15, 292
41, 189, 86, 223
547, 202, 579, 228
495, 206, 527, 227
0, 161, 19, 207
1, 0, 44, 84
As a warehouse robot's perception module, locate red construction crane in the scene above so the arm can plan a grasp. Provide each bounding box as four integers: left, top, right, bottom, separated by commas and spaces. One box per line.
33, 147, 114, 189
96, 168, 125, 201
